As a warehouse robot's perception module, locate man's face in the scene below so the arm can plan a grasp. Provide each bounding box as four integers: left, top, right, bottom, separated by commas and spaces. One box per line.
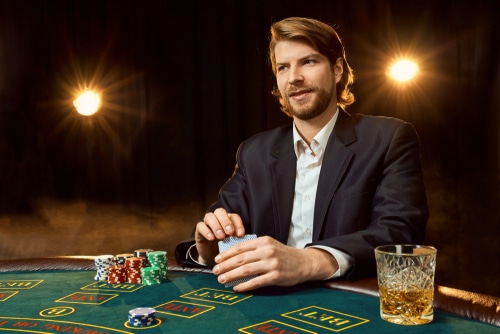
274, 40, 342, 120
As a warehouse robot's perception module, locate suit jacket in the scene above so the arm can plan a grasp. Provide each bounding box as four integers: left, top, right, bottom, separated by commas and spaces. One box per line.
175, 109, 428, 280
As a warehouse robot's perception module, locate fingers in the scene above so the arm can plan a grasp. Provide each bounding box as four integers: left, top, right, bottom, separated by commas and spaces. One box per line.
195, 221, 215, 242
228, 213, 246, 237
201, 208, 245, 240
216, 262, 263, 292
194, 208, 246, 265
213, 250, 262, 290
215, 257, 276, 292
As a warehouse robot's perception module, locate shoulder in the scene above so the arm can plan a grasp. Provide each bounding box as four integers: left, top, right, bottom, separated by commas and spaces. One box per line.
238, 124, 293, 152
345, 112, 418, 138
333, 111, 420, 149
349, 112, 412, 129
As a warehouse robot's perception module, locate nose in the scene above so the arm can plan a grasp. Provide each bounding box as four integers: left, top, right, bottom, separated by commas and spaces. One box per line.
288, 66, 304, 85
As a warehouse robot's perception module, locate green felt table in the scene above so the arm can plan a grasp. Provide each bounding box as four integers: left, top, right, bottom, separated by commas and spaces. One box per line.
0, 269, 497, 334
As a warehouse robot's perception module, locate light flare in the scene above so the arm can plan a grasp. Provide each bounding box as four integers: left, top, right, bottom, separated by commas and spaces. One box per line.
73, 90, 101, 116
390, 60, 419, 82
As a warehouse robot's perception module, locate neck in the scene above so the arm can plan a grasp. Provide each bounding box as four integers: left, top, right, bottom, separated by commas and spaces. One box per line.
294, 106, 338, 145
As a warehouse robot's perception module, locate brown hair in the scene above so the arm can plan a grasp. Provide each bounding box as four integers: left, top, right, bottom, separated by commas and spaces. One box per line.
269, 17, 355, 115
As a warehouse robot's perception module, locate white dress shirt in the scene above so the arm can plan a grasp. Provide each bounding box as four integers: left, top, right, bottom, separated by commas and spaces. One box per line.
288, 108, 353, 278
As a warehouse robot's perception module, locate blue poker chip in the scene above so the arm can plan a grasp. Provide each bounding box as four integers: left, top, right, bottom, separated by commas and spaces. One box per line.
128, 321, 155, 327
128, 317, 155, 324
128, 307, 156, 327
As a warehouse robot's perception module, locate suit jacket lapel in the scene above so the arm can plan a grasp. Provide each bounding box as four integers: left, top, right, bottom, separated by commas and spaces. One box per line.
270, 129, 296, 244
313, 110, 357, 241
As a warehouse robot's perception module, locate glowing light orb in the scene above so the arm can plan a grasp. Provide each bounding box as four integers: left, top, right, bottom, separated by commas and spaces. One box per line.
390, 60, 419, 82
73, 90, 101, 116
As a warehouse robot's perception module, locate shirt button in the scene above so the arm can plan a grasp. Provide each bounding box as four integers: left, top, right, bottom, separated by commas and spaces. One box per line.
306, 228, 312, 235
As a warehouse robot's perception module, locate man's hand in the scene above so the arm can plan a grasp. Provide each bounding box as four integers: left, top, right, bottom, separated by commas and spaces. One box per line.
194, 208, 246, 265
212, 236, 339, 292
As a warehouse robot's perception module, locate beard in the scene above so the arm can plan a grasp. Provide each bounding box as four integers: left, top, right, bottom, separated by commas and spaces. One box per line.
282, 84, 336, 121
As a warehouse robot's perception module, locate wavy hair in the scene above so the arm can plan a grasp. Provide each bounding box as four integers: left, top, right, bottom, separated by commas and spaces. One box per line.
269, 17, 355, 116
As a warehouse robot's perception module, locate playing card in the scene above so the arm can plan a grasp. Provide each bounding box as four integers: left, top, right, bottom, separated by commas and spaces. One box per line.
217, 234, 258, 287
218, 234, 257, 253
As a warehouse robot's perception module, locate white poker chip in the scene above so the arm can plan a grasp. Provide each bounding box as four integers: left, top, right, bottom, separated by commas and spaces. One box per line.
129, 307, 155, 317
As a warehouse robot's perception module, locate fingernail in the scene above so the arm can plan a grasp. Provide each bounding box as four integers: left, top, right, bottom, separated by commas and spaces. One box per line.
225, 225, 233, 233
237, 228, 244, 236
207, 233, 214, 240
219, 274, 226, 284
213, 265, 220, 274
216, 229, 224, 237
215, 255, 221, 263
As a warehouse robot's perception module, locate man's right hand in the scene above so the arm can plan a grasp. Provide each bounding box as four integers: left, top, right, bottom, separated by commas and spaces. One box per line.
194, 208, 246, 265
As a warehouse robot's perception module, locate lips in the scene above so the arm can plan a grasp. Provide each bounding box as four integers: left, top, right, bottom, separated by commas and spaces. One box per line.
288, 89, 312, 100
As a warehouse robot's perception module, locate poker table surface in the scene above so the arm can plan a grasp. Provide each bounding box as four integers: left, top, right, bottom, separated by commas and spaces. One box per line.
0, 257, 498, 334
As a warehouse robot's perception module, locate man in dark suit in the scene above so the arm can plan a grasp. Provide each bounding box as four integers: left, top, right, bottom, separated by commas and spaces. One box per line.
175, 17, 428, 292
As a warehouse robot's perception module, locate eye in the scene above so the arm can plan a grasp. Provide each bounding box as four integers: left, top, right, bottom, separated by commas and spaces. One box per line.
277, 65, 287, 72
304, 59, 316, 65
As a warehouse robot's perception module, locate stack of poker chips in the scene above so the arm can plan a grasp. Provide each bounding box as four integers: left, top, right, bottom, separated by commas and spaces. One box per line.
134, 249, 153, 266
140, 267, 163, 285
128, 307, 156, 327
94, 255, 115, 281
107, 265, 127, 284
115, 253, 134, 266
125, 257, 147, 284
139, 251, 168, 286
147, 251, 168, 281
95, 249, 168, 285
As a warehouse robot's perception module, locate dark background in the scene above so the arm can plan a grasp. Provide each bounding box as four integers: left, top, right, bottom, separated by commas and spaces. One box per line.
0, 0, 498, 296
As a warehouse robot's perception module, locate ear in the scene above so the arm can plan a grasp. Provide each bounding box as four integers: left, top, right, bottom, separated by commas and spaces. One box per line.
334, 57, 343, 81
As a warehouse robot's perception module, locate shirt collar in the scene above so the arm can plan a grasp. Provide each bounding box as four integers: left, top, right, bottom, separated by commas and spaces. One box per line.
293, 107, 339, 158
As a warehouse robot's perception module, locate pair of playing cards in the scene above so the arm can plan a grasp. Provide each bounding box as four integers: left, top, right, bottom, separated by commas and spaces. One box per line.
218, 234, 257, 287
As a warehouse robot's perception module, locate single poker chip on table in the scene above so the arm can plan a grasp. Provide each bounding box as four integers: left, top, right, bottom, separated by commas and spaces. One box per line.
128, 307, 156, 327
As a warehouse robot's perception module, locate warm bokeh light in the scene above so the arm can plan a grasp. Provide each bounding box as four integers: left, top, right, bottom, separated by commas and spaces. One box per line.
73, 90, 101, 116
390, 60, 419, 82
